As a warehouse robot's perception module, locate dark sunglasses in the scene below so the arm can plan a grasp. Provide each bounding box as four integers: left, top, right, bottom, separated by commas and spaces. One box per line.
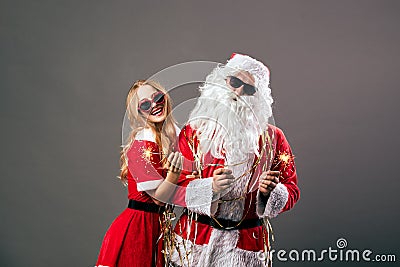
138, 91, 165, 113
227, 76, 257, 96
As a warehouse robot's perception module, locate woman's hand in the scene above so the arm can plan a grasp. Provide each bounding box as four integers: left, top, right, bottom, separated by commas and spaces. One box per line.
151, 152, 183, 203
259, 170, 280, 197
165, 152, 183, 174
164, 152, 183, 184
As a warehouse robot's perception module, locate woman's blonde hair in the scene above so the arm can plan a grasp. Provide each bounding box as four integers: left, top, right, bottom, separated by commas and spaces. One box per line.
119, 80, 177, 183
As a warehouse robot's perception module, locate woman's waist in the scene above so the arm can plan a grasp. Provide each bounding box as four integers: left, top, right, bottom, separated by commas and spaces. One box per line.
127, 199, 165, 213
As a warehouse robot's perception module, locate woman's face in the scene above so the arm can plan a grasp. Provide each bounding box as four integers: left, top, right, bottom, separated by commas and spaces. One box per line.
137, 84, 167, 124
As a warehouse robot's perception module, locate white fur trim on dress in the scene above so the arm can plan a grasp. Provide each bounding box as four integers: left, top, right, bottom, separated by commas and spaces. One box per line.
135, 128, 156, 142
135, 124, 180, 141
136, 179, 163, 191
256, 183, 289, 218
174, 124, 181, 137
185, 178, 214, 216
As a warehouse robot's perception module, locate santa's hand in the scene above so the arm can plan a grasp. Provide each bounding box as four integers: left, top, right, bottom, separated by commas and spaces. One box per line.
259, 170, 280, 197
186, 170, 200, 179
165, 152, 183, 174
212, 168, 234, 193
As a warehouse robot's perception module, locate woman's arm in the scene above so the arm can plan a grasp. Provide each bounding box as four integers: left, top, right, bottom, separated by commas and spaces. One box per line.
150, 152, 183, 204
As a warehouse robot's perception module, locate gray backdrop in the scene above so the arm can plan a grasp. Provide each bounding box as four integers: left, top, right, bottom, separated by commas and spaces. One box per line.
1, 1, 399, 266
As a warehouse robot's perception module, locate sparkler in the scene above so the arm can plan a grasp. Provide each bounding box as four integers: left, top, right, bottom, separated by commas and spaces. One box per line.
140, 146, 165, 164
272, 150, 295, 172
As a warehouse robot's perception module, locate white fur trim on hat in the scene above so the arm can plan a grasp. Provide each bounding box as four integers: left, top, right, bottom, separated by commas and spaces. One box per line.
226, 53, 270, 89
256, 183, 289, 218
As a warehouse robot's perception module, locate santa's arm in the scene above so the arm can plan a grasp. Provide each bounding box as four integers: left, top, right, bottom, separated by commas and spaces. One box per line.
257, 127, 300, 218
172, 125, 217, 216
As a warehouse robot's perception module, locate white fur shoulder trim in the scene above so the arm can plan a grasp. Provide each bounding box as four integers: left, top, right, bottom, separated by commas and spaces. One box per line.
135, 124, 180, 141
174, 124, 181, 137
135, 128, 156, 142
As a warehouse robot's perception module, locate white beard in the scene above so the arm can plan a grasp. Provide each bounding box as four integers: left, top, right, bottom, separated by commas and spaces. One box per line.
189, 82, 269, 164
189, 80, 271, 220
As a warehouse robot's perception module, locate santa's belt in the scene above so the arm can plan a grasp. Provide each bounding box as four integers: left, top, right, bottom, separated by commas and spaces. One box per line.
183, 209, 263, 230
128, 199, 165, 213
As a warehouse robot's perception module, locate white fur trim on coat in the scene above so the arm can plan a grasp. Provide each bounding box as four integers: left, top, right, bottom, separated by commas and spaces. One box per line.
185, 178, 214, 216
171, 230, 268, 267
256, 183, 289, 218
136, 179, 163, 191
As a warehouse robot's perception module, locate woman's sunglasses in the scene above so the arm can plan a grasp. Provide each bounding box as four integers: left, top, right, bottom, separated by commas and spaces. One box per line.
138, 91, 165, 113
227, 76, 257, 96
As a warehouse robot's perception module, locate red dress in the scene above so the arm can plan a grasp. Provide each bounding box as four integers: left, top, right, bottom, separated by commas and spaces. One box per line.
96, 134, 167, 267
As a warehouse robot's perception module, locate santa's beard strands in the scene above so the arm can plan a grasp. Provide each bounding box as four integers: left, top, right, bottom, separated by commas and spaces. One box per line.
187, 62, 274, 208
189, 81, 267, 165
188, 83, 263, 220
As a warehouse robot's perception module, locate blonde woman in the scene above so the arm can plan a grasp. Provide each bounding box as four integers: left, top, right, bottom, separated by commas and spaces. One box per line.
96, 80, 182, 267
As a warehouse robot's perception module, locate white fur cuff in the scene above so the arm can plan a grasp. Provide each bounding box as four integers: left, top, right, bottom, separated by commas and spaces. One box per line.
136, 179, 163, 191
256, 183, 289, 218
185, 178, 214, 216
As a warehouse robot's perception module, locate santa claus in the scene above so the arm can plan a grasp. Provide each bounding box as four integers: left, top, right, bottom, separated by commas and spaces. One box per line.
170, 53, 300, 267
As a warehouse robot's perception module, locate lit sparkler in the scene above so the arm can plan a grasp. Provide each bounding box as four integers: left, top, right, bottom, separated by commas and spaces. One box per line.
141, 146, 165, 163
272, 150, 294, 171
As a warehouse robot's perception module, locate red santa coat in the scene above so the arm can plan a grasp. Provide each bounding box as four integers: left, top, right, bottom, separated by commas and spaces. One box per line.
96, 129, 166, 267
171, 124, 300, 267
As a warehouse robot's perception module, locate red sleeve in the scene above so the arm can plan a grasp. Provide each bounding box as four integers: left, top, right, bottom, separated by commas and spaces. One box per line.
170, 125, 199, 206
126, 140, 165, 192
273, 127, 300, 212
178, 124, 199, 179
